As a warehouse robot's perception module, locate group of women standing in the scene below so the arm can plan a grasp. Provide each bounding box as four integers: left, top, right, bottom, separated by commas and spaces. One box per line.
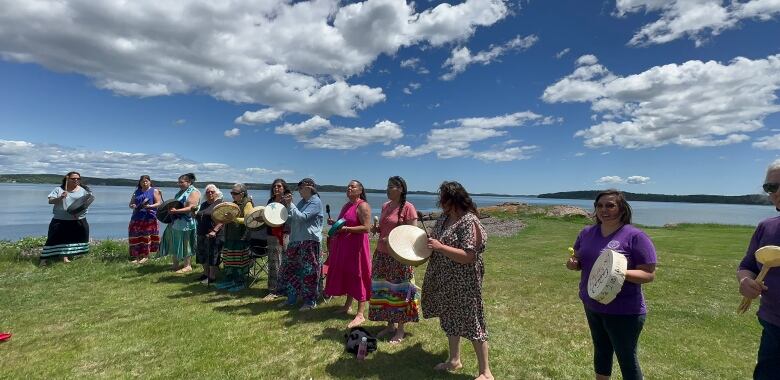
40, 159, 780, 380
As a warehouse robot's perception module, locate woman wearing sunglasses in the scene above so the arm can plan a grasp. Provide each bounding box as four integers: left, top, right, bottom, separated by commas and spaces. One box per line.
737, 160, 780, 380
215, 183, 254, 292
565, 189, 657, 380
41, 171, 92, 265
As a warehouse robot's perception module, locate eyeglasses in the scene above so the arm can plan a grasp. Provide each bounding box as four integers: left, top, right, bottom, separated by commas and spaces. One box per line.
230, 191, 242, 195
68, 177, 81, 181
764, 182, 780, 194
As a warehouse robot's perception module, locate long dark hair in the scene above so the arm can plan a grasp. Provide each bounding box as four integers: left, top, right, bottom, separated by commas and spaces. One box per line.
389, 176, 408, 224
438, 181, 477, 215
136, 175, 153, 190
60, 171, 90, 192
594, 189, 632, 225
350, 179, 367, 201
268, 178, 292, 204
179, 172, 196, 184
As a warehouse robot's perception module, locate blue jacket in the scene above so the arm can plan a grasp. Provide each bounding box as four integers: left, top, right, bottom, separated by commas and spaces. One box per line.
287, 194, 324, 243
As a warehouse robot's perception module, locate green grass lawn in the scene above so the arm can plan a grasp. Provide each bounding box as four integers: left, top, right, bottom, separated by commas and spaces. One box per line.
0, 214, 762, 379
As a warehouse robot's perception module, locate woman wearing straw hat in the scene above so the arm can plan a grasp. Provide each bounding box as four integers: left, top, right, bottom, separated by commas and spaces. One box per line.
566, 189, 657, 380
159, 173, 200, 273
368, 176, 420, 343
421, 181, 491, 380
325, 180, 373, 328
279, 178, 324, 310
737, 159, 780, 380
128, 175, 162, 264
215, 183, 254, 292
262, 178, 292, 301
41, 171, 92, 265
194, 184, 225, 285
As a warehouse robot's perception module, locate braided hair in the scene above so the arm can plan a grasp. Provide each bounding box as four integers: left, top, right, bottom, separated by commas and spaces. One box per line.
388, 176, 408, 224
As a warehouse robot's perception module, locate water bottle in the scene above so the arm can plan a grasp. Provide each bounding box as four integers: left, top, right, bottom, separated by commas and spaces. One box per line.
356, 336, 368, 360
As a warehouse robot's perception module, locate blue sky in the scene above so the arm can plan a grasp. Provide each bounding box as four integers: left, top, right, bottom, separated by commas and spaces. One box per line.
0, 0, 779, 195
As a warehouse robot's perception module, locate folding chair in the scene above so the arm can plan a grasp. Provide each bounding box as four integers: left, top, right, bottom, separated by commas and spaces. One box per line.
247, 238, 268, 288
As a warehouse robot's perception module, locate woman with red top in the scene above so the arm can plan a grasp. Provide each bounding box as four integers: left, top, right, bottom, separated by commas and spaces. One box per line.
368, 176, 419, 344
325, 179, 372, 328
262, 178, 292, 301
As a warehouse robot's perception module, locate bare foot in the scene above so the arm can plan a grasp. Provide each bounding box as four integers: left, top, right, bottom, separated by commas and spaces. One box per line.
376, 326, 396, 339
131, 259, 139, 264
347, 314, 365, 328
389, 330, 405, 344
434, 361, 463, 372
175, 266, 192, 274
63, 257, 71, 263
474, 372, 494, 380
261, 294, 279, 301
138, 257, 148, 264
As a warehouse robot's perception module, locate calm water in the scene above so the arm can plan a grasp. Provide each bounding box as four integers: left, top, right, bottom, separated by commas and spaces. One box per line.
0, 183, 777, 241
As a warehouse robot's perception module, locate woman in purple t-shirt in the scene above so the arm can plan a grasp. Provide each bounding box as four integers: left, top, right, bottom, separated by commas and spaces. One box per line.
566, 189, 657, 380
737, 160, 780, 380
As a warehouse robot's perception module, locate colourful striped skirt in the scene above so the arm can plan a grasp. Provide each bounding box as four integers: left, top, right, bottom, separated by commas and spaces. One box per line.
42, 218, 90, 258
368, 250, 420, 323
222, 239, 251, 269
158, 225, 196, 260
128, 219, 160, 258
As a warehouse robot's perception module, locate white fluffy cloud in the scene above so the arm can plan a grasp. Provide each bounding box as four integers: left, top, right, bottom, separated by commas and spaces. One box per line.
403, 82, 422, 94
596, 175, 650, 185
382, 111, 554, 161
615, 0, 780, 46
441, 34, 538, 80
0, 140, 292, 181
224, 128, 241, 138
275, 117, 403, 150
400, 57, 430, 74
0, 0, 508, 118
753, 134, 780, 150
543, 54, 780, 149
235, 108, 285, 125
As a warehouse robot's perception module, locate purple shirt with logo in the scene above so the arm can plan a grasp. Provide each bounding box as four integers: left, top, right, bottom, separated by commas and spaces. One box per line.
739, 215, 780, 327
574, 224, 658, 315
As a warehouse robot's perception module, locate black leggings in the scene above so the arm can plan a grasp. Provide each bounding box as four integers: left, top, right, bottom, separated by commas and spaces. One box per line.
584, 308, 646, 380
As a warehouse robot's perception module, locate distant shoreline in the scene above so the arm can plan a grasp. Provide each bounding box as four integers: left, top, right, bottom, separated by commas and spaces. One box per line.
0, 174, 518, 197
1, 174, 772, 206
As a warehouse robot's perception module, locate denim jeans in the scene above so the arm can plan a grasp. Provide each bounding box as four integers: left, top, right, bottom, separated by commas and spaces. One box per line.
755, 318, 780, 380
584, 308, 646, 380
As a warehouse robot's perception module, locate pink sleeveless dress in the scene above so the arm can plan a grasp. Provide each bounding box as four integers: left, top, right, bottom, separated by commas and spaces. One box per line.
325, 199, 372, 301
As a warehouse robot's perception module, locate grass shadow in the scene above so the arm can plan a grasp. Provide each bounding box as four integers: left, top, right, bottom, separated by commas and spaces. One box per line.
211, 300, 279, 316
167, 283, 214, 299
324, 342, 472, 380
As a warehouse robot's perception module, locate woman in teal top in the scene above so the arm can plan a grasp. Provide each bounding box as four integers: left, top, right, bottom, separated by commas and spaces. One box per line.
159, 173, 200, 273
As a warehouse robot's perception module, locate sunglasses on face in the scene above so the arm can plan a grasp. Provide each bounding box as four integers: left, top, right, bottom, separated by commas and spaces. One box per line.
230, 191, 243, 195
68, 177, 81, 180
764, 182, 780, 194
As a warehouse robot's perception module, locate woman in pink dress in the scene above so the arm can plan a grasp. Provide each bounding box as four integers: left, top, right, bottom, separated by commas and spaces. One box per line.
325, 179, 373, 328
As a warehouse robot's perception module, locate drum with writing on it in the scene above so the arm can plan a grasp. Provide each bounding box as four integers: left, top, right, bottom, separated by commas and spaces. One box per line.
587, 249, 627, 305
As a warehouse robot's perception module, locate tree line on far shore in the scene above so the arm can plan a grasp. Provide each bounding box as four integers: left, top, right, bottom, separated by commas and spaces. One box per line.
538, 191, 771, 206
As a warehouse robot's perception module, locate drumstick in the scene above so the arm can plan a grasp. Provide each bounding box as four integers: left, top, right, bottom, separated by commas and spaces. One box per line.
738, 266, 771, 313
568, 247, 576, 258
416, 211, 429, 238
